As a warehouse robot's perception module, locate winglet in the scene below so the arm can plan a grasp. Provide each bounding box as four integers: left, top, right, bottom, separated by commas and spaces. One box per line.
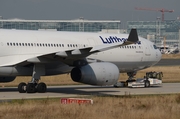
126, 29, 139, 43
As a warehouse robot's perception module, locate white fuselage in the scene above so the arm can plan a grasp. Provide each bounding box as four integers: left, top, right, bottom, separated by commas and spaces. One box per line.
0, 29, 161, 76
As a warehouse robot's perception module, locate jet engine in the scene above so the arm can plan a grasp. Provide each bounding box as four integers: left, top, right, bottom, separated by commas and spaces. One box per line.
71, 62, 119, 85
0, 76, 16, 82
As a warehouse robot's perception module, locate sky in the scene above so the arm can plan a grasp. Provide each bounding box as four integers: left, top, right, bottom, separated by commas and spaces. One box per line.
0, 0, 179, 26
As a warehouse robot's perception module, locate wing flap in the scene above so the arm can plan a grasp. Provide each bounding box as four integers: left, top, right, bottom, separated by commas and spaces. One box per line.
56, 47, 92, 57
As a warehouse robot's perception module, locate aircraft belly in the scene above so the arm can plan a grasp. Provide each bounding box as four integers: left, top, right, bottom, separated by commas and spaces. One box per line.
114, 61, 154, 72
95, 48, 143, 62
89, 48, 153, 72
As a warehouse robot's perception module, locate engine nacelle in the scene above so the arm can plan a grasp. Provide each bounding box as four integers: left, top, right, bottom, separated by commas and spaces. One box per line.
0, 76, 16, 83
71, 62, 119, 85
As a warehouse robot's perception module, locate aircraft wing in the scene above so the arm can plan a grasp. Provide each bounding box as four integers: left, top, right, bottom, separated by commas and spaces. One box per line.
2, 29, 139, 67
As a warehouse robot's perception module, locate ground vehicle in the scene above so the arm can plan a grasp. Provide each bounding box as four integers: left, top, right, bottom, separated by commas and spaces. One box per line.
114, 72, 163, 88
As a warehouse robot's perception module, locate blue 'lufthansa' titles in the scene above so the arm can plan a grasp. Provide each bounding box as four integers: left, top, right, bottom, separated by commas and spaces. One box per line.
99, 36, 141, 44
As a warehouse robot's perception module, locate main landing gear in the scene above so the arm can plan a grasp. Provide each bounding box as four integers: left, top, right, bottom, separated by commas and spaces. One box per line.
18, 64, 47, 93
18, 82, 47, 93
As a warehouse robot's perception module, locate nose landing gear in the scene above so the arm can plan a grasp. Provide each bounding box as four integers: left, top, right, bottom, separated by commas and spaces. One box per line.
127, 71, 137, 81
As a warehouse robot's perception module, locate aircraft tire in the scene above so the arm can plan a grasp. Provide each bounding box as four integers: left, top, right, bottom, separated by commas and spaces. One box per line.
26, 83, 36, 93
18, 82, 27, 93
37, 82, 47, 93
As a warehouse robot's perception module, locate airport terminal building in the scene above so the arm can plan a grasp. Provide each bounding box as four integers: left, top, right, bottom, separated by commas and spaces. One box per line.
127, 20, 180, 42
0, 17, 121, 33
127, 20, 180, 50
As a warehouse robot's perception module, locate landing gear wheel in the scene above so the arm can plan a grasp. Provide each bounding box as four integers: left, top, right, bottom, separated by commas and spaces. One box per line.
18, 82, 27, 93
144, 80, 150, 87
37, 82, 47, 93
26, 83, 36, 93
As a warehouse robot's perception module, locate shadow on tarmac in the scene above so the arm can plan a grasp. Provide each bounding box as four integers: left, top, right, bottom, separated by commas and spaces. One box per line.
0, 85, 120, 97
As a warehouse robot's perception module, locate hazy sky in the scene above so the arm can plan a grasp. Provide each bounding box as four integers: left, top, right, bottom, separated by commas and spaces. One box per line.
0, 0, 179, 25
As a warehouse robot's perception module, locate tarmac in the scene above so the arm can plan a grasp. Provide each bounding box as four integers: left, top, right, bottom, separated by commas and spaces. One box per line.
0, 83, 180, 100
156, 59, 180, 66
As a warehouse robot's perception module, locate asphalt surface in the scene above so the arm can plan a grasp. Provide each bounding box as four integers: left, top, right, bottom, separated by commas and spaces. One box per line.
0, 83, 180, 100
156, 59, 180, 66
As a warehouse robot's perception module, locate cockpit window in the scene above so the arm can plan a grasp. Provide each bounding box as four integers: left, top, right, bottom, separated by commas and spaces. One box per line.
153, 45, 157, 49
